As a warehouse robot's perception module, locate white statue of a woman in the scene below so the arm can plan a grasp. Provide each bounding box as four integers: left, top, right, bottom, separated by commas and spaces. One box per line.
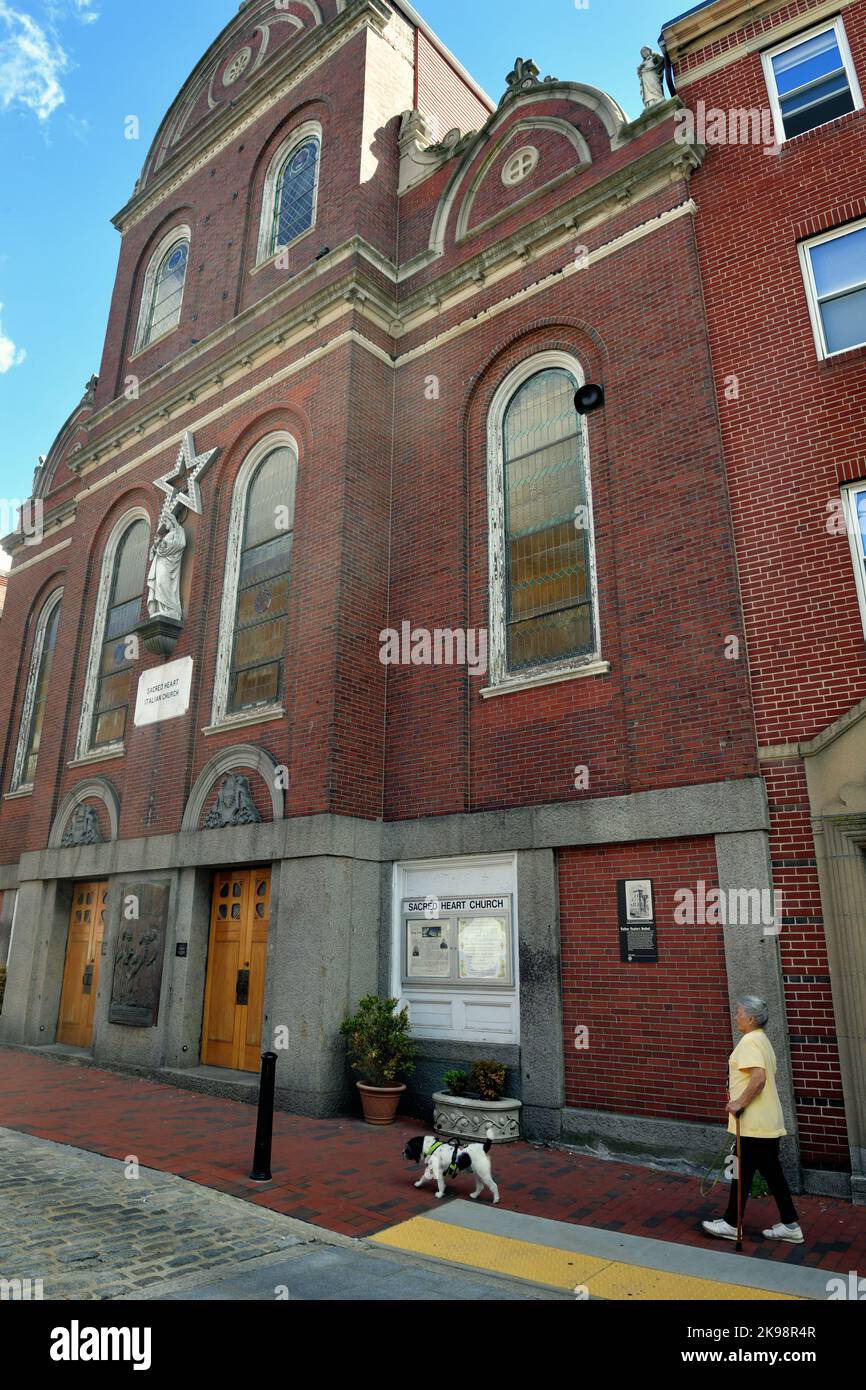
146, 509, 186, 620
638, 46, 666, 109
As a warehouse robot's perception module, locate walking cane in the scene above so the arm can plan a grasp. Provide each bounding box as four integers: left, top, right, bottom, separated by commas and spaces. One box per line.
735, 1111, 743, 1252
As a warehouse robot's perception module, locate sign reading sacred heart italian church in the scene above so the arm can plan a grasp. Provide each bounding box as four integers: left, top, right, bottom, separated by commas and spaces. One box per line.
134, 656, 193, 728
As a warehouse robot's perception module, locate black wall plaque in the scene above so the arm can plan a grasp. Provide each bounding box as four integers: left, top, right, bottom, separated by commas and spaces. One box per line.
175, 942, 188, 958
109, 881, 170, 1027
617, 879, 658, 962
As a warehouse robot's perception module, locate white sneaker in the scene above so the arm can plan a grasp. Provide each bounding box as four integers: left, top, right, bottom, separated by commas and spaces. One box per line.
763, 1222, 804, 1244
702, 1219, 739, 1241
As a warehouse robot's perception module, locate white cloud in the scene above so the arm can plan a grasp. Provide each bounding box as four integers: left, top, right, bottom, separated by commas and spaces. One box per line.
71, 0, 99, 23
0, 2, 68, 121
0, 303, 26, 373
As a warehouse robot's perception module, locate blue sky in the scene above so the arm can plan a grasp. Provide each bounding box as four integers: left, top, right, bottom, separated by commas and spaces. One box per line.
0, 0, 678, 511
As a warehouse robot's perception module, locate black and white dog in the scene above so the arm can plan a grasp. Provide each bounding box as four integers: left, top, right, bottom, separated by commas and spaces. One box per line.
403, 1127, 500, 1203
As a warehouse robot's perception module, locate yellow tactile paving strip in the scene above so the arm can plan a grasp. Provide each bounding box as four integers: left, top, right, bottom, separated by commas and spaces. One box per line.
372, 1216, 798, 1300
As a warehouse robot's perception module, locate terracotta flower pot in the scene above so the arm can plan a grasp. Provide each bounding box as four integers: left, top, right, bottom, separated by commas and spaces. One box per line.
357, 1081, 406, 1125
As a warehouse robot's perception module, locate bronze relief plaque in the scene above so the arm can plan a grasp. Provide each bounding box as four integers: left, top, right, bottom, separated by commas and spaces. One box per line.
108, 881, 170, 1027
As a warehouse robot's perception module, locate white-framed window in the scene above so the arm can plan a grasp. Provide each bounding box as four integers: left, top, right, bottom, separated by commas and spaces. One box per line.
210, 433, 298, 728
762, 17, 863, 144
486, 352, 600, 689
799, 217, 866, 358
10, 588, 63, 792
133, 226, 191, 353
256, 123, 321, 265
842, 482, 866, 637
76, 510, 150, 759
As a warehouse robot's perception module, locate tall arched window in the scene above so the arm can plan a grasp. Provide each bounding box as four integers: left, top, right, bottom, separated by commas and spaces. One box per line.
76, 513, 150, 756
134, 228, 191, 352
211, 435, 298, 727
11, 589, 63, 791
487, 354, 599, 687
257, 126, 321, 263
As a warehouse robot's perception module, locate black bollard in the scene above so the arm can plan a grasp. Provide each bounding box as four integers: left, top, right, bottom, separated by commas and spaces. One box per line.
249, 1051, 278, 1181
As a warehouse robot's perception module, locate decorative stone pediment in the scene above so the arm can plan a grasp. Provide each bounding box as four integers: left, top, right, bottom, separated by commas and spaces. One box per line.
138, 0, 328, 189
49, 778, 120, 849
399, 110, 478, 196
60, 804, 104, 848
203, 774, 262, 828
500, 57, 560, 106
182, 746, 285, 832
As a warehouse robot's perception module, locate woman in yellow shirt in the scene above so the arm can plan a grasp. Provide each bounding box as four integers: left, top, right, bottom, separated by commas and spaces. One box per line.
703, 995, 803, 1244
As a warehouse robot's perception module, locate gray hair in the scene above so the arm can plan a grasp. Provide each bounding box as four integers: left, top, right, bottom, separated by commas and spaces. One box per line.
737, 994, 769, 1027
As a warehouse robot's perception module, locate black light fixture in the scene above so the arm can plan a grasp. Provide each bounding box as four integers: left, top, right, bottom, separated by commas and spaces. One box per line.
574, 382, 605, 415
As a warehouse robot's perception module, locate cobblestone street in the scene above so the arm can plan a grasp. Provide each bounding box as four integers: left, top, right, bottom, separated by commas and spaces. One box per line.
0, 1126, 555, 1301
0, 1128, 312, 1300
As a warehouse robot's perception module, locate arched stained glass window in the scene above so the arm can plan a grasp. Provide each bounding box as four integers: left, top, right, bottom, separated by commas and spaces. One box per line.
144, 238, 189, 346
13, 590, 62, 790
228, 447, 296, 713
91, 519, 149, 748
271, 139, 319, 252
501, 368, 596, 673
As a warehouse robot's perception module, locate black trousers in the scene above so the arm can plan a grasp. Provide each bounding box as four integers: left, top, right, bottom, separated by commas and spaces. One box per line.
724, 1136, 799, 1226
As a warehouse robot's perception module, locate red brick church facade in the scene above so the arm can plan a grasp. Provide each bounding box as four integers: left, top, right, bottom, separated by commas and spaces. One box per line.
0, 0, 859, 1198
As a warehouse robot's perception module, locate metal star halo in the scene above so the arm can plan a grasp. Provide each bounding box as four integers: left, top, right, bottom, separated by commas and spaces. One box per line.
154, 430, 220, 516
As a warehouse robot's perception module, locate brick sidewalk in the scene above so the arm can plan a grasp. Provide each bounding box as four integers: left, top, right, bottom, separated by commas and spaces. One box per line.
1, 1049, 863, 1272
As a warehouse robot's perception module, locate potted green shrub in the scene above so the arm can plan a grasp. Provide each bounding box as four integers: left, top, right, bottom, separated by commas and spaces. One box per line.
433, 1059, 522, 1143
340, 995, 416, 1125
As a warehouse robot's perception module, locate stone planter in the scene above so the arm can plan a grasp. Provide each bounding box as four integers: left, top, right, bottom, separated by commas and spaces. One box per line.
433, 1091, 522, 1143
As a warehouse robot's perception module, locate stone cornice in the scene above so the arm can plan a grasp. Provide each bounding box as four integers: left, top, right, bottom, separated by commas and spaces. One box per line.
4, 187, 697, 564
114, 0, 392, 235
396, 120, 704, 282
57, 124, 703, 493
2, 499, 76, 558
67, 250, 397, 482
662, 0, 858, 65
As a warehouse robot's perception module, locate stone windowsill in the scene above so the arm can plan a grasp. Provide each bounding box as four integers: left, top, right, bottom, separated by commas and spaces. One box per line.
68, 746, 126, 769
129, 322, 181, 363
479, 660, 611, 699
4, 785, 34, 801
202, 706, 285, 736
250, 223, 319, 276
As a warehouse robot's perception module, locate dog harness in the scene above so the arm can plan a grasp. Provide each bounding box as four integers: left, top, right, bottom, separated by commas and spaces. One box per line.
425, 1138, 462, 1177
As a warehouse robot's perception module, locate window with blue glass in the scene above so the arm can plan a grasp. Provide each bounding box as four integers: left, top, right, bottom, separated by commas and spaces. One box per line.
800, 219, 866, 357
145, 238, 189, 346
271, 139, 319, 252
763, 19, 862, 142
842, 483, 866, 638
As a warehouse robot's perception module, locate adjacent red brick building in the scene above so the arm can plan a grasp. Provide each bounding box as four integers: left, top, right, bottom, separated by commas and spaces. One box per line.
663, 0, 866, 1201
0, 0, 851, 1196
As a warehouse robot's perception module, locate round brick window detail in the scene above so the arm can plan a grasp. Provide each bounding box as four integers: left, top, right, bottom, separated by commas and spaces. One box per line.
223, 47, 252, 87
502, 146, 540, 186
